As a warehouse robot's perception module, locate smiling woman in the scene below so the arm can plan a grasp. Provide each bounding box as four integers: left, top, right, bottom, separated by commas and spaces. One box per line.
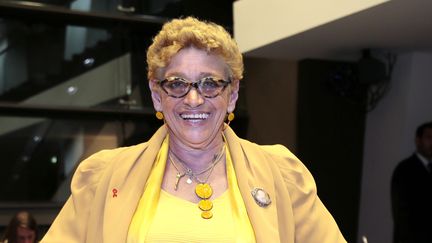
41, 17, 347, 243
150, 46, 237, 150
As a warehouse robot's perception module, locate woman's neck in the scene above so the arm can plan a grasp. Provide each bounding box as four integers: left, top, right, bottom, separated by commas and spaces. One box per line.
168, 136, 225, 172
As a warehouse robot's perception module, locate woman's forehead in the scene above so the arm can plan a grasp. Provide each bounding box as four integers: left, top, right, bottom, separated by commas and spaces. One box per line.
161, 47, 229, 79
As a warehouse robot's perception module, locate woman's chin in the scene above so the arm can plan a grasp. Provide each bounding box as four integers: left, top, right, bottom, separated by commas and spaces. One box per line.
171, 130, 222, 149
180, 118, 209, 127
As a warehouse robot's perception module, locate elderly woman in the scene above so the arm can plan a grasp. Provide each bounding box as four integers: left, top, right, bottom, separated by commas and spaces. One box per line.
42, 17, 346, 243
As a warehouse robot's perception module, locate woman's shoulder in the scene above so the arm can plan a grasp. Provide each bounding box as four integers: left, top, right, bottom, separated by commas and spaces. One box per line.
78, 142, 149, 169
238, 139, 316, 188
238, 138, 298, 165
71, 142, 149, 189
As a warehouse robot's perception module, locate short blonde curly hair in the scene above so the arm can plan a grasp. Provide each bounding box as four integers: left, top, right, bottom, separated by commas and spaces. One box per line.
146, 17, 243, 82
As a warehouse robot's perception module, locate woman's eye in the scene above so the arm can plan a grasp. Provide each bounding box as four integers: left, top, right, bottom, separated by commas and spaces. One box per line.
201, 79, 219, 89
167, 80, 187, 89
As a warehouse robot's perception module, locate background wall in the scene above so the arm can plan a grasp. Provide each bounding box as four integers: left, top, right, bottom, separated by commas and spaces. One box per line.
242, 57, 365, 242
242, 57, 298, 150
358, 51, 432, 243
296, 59, 365, 242
233, 0, 389, 54
238, 50, 432, 243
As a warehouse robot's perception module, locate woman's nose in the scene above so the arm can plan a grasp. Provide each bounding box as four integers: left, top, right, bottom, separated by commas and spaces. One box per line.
183, 87, 204, 107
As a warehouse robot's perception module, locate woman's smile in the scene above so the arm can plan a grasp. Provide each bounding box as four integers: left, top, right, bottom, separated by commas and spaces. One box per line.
180, 112, 210, 122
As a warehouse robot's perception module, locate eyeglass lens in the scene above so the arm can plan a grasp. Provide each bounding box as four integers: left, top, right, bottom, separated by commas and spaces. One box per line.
160, 77, 229, 98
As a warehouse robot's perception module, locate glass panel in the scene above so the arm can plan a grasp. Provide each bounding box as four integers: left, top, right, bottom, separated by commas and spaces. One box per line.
1, 0, 233, 31
0, 18, 153, 110
0, 1, 243, 205
3, 0, 177, 16
0, 115, 160, 202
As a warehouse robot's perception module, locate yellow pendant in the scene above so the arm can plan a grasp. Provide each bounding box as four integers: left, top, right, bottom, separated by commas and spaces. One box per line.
201, 210, 213, 219
195, 183, 213, 199
198, 199, 213, 211
195, 184, 214, 219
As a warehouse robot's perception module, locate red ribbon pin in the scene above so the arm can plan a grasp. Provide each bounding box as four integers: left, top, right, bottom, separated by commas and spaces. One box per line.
112, 188, 118, 198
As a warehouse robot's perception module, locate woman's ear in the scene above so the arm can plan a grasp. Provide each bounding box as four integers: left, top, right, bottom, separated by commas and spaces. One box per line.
149, 81, 163, 111
227, 80, 240, 113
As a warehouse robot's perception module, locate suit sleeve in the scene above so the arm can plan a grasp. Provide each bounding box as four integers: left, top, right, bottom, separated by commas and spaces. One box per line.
41, 150, 114, 243
268, 145, 347, 243
391, 164, 416, 243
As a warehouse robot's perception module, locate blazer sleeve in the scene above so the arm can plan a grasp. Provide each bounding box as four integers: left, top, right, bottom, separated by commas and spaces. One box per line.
41, 149, 118, 243
266, 145, 347, 243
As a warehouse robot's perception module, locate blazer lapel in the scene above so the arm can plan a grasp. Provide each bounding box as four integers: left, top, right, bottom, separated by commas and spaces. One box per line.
224, 127, 280, 243
102, 126, 167, 243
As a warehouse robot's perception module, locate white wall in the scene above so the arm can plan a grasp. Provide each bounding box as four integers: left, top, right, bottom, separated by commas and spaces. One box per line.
358, 51, 432, 243
233, 0, 389, 53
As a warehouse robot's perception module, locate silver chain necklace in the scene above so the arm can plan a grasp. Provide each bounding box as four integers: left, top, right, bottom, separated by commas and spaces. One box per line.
169, 145, 225, 190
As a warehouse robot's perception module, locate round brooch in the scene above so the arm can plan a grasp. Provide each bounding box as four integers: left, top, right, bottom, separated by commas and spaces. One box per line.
251, 187, 272, 207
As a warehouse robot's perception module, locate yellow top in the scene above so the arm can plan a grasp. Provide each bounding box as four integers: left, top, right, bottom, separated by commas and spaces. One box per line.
127, 135, 256, 243
145, 190, 235, 242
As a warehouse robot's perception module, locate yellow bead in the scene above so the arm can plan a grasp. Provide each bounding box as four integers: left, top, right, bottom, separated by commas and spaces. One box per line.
195, 183, 213, 199
198, 200, 213, 211
201, 210, 213, 219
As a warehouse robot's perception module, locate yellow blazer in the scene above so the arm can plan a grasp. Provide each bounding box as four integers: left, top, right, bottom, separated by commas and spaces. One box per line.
42, 125, 346, 243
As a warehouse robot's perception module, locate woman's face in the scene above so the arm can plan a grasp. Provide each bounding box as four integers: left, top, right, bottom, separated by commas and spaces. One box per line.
150, 47, 239, 149
16, 226, 36, 243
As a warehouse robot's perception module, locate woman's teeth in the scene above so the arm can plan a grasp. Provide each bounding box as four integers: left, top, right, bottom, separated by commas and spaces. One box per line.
181, 113, 209, 120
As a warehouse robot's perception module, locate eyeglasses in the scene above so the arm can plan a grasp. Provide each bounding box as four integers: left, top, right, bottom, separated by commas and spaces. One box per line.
158, 76, 231, 98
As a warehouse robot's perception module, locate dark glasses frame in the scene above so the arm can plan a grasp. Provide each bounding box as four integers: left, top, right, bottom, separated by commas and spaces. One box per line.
158, 76, 231, 98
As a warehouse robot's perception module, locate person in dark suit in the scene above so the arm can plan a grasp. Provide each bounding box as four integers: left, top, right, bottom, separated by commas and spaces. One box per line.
391, 121, 432, 243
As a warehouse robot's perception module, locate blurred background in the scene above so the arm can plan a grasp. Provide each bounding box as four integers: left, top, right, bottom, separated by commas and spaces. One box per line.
0, 0, 431, 242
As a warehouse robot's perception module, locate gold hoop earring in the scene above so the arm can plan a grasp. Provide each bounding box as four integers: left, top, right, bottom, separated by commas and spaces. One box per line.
156, 111, 164, 120
227, 112, 235, 126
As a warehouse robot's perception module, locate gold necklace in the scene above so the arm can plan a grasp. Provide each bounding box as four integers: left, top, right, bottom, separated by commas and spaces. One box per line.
169, 145, 225, 188
169, 145, 225, 219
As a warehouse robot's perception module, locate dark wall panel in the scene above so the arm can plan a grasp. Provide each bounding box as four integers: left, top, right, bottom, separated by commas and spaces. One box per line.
297, 59, 366, 242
